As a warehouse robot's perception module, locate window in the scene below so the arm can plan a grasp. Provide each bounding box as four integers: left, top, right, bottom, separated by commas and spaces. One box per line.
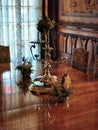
0, 0, 42, 62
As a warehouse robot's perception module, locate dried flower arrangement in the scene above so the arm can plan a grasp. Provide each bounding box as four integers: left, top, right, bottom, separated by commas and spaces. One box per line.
16, 57, 33, 79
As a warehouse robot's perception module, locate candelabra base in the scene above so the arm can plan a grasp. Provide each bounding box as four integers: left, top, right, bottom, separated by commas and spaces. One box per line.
33, 73, 58, 88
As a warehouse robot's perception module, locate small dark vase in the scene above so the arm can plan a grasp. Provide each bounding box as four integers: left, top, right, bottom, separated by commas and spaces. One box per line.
17, 78, 32, 95
21, 71, 31, 79
22, 74, 31, 79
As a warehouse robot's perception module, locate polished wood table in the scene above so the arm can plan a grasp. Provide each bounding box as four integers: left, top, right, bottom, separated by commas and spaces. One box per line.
0, 61, 98, 130
0, 61, 44, 110
0, 61, 66, 111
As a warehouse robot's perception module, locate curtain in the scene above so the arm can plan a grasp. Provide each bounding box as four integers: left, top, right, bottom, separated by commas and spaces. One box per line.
0, 0, 42, 63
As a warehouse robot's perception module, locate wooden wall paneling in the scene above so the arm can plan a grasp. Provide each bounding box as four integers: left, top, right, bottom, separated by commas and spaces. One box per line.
93, 55, 98, 77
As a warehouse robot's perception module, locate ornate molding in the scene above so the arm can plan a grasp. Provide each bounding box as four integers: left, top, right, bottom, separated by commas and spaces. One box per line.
58, 22, 98, 31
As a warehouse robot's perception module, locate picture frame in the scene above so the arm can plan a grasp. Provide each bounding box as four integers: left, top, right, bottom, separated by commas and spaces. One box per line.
58, 0, 98, 27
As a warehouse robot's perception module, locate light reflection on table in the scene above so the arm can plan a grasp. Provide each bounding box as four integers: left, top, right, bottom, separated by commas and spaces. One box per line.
0, 61, 70, 111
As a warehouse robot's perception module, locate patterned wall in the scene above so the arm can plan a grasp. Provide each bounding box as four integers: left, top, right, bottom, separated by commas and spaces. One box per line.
62, 0, 98, 13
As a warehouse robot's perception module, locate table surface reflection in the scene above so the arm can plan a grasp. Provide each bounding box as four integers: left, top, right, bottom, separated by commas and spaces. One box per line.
0, 61, 98, 130
0, 61, 69, 111
0, 61, 46, 110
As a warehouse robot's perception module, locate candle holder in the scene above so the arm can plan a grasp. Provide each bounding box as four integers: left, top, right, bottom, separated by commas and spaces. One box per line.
33, 31, 54, 83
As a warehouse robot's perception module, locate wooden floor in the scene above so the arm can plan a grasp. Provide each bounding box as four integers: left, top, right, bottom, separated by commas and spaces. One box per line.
0, 60, 98, 130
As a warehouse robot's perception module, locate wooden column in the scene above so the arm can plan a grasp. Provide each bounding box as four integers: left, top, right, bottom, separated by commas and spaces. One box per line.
43, 0, 48, 18
45, 0, 48, 17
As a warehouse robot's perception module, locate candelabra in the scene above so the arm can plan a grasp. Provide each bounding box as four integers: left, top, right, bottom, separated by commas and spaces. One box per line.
29, 33, 72, 99
34, 34, 55, 84
30, 32, 57, 87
